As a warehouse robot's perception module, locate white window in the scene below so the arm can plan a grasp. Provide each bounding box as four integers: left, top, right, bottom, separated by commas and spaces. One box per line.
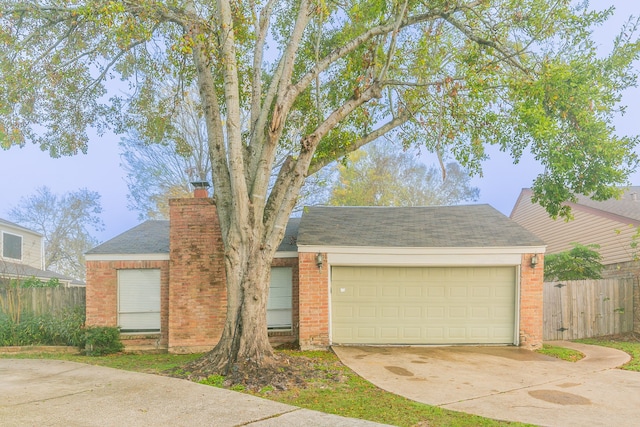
118, 269, 161, 333
267, 267, 293, 329
2, 232, 22, 260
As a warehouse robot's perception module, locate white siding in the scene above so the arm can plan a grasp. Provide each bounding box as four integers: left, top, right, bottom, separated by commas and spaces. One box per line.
0, 226, 43, 269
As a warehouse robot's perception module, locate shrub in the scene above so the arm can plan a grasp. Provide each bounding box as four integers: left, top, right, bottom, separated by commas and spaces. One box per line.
0, 306, 85, 346
82, 326, 124, 356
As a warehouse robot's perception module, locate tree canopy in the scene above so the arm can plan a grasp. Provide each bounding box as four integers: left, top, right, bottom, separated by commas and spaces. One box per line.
544, 243, 604, 282
329, 142, 479, 206
8, 186, 103, 280
1, 0, 639, 370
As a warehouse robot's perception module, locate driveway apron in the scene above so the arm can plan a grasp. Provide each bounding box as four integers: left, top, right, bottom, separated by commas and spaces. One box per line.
0, 359, 387, 427
333, 341, 640, 427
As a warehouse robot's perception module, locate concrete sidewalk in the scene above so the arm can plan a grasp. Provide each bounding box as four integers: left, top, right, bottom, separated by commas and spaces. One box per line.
334, 342, 640, 427
0, 359, 388, 427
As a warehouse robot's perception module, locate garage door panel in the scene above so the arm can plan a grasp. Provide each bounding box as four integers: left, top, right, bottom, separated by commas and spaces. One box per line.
403, 307, 421, 319
358, 307, 376, 318
472, 286, 491, 297
427, 307, 445, 318
449, 287, 468, 297
358, 287, 377, 297
332, 266, 516, 345
404, 286, 422, 297
428, 286, 446, 297
471, 307, 490, 318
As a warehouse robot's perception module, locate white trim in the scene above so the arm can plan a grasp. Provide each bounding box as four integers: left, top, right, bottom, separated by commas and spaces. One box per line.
327, 252, 524, 267
514, 265, 521, 346
273, 251, 298, 259
0, 221, 42, 237
85, 253, 170, 261
298, 245, 546, 255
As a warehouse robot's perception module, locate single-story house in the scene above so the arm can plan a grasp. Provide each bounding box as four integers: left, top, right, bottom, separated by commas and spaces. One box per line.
511, 187, 640, 278
85, 189, 546, 353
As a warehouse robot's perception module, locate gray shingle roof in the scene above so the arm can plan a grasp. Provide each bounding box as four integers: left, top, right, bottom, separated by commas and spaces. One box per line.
87, 218, 300, 255
574, 186, 640, 222
278, 217, 300, 252
0, 260, 82, 285
86, 221, 170, 255
297, 205, 545, 248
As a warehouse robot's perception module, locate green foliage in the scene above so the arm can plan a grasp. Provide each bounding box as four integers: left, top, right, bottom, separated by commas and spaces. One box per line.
15, 277, 61, 288
0, 1, 638, 220
82, 326, 124, 356
199, 374, 226, 387
544, 243, 605, 281
83, 326, 124, 356
0, 306, 85, 347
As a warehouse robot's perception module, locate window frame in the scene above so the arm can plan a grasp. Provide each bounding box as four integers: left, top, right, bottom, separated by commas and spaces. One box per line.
2, 231, 23, 261
117, 269, 161, 333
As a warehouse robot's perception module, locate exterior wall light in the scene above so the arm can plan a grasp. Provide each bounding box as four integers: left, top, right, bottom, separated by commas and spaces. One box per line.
316, 253, 324, 269
530, 254, 538, 268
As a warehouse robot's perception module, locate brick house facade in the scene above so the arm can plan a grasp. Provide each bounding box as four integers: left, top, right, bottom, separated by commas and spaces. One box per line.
86, 198, 545, 353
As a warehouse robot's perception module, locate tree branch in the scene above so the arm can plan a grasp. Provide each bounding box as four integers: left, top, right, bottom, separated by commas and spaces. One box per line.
308, 111, 412, 174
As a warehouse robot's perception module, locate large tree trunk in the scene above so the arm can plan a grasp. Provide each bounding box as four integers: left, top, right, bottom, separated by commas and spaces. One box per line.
188, 234, 276, 375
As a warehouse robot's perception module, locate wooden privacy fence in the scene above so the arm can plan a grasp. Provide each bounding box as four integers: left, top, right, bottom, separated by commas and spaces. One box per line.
543, 278, 634, 341
0, 287, 85, 317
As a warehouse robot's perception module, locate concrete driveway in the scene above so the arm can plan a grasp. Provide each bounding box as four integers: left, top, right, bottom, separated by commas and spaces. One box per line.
0, 359, 386, 427
333, 341, 640, 427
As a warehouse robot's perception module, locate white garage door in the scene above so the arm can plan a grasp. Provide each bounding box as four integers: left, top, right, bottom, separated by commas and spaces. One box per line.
332, 266, 516, 345
118, 269, 161, 333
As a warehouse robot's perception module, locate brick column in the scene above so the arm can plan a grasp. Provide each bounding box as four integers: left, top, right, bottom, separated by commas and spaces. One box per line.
298, 252, 329, 349
519, 253, 544, 349
168, 198, 227, 353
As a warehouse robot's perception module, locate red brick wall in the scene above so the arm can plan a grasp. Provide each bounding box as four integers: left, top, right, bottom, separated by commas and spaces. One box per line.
298, 252, 329, 349
85, 260, 169, 346
168, 198, 227, 353
519, 253, 544, 349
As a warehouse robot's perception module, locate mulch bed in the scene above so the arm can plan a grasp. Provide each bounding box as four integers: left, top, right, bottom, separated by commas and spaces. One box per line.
175, 349, 348, 392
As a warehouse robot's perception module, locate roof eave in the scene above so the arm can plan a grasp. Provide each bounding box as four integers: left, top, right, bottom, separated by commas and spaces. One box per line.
85, 253, 170, 262
297, 245, 547, 255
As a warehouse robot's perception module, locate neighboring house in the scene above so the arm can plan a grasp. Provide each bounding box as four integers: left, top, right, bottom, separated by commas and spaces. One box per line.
511, 187, 640, 276
85, 189, 546, 353
0, 218, 82, 287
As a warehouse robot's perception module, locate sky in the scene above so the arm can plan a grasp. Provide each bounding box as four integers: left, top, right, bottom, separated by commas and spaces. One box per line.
1, 2, 639, 243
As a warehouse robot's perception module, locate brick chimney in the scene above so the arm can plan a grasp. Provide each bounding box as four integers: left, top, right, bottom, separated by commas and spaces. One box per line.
191, 181, 210, 198
168, 181, 226, 353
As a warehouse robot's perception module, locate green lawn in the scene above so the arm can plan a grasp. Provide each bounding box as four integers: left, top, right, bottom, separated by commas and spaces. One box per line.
1, 349, 529, 427
536, 344, 584, 362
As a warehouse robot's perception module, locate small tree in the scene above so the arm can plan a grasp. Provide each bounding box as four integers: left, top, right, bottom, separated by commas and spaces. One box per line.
544, 243, 604, 282
8, 187, 103, 280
